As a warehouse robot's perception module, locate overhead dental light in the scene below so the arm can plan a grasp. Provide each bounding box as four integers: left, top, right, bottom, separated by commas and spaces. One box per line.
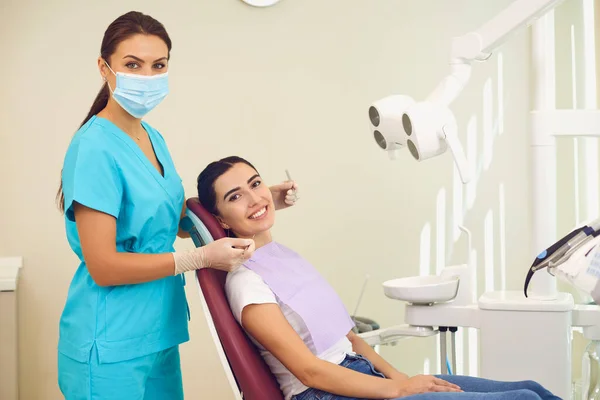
368, 0, 566, 184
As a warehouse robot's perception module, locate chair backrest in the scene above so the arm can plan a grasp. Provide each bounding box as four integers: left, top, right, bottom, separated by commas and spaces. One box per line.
184, 197, 285, 400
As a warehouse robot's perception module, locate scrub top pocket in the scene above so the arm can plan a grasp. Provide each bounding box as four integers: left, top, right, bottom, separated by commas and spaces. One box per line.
105, 279, 166, 342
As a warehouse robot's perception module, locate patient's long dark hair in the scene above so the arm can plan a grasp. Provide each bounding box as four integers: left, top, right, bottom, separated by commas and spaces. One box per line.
196, 156, 259, 216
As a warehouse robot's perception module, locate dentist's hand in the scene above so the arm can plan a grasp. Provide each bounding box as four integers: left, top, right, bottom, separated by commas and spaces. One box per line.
173, 238, 255, 274
270, 180, 299, 210
202, 238, 256, 272
395, 375, 462, 397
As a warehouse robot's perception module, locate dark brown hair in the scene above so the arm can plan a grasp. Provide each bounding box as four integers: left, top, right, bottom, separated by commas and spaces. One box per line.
197, 156, 259, 216
56, 11, 172, 213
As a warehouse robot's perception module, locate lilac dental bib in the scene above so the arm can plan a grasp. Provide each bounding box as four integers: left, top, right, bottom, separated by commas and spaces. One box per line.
243, 241, 355, 355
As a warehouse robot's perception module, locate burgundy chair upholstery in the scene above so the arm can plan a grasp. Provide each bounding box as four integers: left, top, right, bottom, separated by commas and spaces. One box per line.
186, 197, 285, 400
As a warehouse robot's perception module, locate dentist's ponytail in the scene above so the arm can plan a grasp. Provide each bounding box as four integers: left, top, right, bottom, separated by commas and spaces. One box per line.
56, 11, 172, 213
80, 83, 110, 129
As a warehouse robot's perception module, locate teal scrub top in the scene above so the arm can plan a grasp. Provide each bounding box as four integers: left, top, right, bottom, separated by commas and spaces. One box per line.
58, 115, 189, 364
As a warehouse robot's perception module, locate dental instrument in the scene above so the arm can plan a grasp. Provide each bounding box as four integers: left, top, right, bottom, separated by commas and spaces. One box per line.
528, 230, 600, 305
524, 218, 600, 299
533, 218, 600, 271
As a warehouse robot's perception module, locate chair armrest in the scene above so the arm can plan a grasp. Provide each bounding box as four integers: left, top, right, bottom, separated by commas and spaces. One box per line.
358, 324, 438, 347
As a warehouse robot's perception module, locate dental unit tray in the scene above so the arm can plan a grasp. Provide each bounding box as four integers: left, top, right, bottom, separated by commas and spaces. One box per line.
383, 275, 460, 305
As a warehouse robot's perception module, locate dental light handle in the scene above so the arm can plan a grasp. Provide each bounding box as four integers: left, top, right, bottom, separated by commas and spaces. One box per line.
440, 124, 472, 184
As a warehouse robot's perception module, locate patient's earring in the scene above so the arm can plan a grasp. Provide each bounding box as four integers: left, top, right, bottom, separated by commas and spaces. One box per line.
221, 224, 232, 237
215, 215, 230, 232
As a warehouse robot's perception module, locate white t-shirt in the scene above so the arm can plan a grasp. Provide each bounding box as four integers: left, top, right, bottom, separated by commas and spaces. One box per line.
225, 266, 354, 400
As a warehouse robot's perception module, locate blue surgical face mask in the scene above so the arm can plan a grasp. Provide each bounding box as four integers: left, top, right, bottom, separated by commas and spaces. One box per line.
104, 61, 169, 119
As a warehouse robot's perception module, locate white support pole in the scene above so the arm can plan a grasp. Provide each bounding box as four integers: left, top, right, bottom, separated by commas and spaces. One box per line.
529, 11, 558, 299
581, 0, 599, 222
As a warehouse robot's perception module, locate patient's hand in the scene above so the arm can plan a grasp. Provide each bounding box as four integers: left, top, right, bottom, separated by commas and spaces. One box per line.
389, 371, 410, 382
396, 375, 462, 396
270, 180, 299, 210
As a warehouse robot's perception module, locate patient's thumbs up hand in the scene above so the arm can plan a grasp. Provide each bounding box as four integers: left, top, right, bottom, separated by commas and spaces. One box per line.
270, 180, 299, 209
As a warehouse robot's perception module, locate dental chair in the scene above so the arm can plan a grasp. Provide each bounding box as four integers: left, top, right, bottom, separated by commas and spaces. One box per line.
181, 197, 437, 399
181, 197, 285, 400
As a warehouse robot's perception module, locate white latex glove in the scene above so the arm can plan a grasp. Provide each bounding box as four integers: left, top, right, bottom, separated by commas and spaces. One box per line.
172, 237, 255, 275
285, 183, 300, 205
270, 180, 299, 209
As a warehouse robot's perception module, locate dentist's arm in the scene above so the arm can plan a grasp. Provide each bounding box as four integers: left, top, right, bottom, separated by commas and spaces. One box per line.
74, 203, 254, 286
346, 331, 409, 381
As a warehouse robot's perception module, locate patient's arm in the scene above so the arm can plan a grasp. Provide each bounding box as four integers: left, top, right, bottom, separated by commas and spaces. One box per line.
241, 303, 403, 399
347, 331, 409, 382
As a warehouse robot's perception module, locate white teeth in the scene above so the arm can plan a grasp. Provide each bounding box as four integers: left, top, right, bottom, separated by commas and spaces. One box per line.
250, 207, 266, 219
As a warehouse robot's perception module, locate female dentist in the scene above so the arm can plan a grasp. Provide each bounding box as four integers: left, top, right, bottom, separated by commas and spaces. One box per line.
55, 11, 298, 400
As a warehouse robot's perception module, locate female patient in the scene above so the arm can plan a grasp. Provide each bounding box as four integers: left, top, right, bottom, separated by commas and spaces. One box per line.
196, 156, 560, 400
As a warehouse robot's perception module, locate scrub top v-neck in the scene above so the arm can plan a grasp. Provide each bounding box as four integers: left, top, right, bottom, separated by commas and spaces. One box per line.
58, 115, 189, 364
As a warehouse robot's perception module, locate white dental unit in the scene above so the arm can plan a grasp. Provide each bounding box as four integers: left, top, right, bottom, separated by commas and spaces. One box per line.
365, 0, 600, 399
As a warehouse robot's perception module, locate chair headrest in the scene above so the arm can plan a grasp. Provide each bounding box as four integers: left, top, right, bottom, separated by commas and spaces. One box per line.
185, 197, 226, 240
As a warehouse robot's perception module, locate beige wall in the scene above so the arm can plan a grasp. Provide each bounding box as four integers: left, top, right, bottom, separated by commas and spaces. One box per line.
0, 0, 591, 398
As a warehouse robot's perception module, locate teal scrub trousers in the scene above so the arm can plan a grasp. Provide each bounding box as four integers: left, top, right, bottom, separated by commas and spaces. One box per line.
58, 344, 183, 400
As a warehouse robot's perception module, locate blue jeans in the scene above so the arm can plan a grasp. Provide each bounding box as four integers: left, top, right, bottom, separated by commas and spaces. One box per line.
291, 354, 562, 400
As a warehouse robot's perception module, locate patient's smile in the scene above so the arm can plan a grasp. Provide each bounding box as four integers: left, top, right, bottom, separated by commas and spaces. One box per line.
249, 206, 268, 220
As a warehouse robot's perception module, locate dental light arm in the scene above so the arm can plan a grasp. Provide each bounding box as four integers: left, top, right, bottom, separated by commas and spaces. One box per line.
369, 0, 566, 184
454, 0, 564, 61
429, 0, 565, 105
